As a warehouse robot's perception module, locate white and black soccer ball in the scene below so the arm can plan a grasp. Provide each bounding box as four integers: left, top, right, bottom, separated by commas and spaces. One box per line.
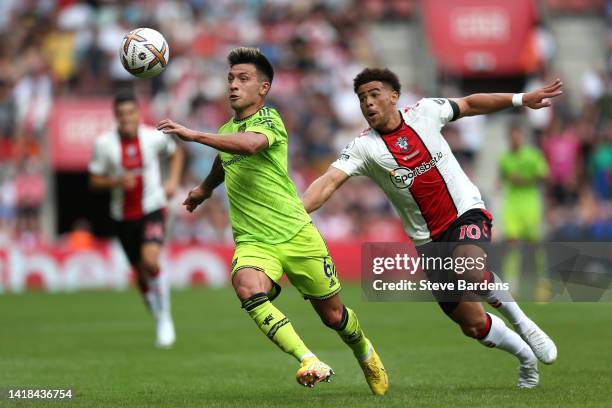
120, 28, 170, 79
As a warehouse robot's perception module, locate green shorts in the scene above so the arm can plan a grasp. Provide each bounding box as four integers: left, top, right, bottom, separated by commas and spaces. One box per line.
502, 200, 543, 241
231, 222, 341, 301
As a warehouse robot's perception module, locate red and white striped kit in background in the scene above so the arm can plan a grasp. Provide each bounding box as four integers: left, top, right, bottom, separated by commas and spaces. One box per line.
89, 125, 176, 221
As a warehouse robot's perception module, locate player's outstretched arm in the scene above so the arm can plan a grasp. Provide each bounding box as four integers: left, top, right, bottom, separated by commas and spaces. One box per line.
156, 119, 268, 155
453, 79, 563, 119
183, 154, 225, 213
302, 166, 350, 213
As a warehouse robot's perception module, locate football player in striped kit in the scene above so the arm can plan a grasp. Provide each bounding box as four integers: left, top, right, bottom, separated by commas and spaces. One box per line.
89, 91, 184, 348
303, 68, 562, 388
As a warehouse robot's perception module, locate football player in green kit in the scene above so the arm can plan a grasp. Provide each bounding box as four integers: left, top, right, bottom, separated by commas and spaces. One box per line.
156, 47, 388, 395
499, 122, 549, 299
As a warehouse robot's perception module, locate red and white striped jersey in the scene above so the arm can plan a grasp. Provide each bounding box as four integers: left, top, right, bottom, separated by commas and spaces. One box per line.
89, 125, 176, 221
331, 98, 485, 245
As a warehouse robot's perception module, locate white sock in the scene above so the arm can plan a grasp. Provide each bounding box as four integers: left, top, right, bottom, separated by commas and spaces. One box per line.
479, 313, 535, 365
144, 272, 171, 321
481, 272, 528, 332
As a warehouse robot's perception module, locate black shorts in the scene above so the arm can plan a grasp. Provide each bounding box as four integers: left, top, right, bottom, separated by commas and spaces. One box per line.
115, 209, 166, 267
417, 208, 493, 315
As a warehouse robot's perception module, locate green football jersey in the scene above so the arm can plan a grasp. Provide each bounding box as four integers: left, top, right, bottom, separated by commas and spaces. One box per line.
217, 106, 311, 244
499, 145, 548, 205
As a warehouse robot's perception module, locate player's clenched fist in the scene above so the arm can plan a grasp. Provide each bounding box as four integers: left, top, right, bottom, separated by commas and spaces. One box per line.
183, 185, 212, 212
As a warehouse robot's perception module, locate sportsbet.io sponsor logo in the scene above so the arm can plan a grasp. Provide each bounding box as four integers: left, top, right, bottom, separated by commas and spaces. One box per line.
389, 168, 414, 189
389, 152, 443, 189
221, 155, 247, 168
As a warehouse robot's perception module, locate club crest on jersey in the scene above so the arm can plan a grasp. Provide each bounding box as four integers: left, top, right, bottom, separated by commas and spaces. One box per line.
127, 145, 137, 156
395, 137, 410, 152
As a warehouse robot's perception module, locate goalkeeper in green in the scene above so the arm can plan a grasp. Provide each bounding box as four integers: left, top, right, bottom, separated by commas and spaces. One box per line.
156, 47, 388, 395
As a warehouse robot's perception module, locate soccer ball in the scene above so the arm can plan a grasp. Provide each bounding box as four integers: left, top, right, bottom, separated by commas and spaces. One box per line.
120, 28, 170, 79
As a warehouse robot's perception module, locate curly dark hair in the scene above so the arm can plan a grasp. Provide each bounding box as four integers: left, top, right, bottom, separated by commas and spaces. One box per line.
227, 47, 274, 83
353, 68, 401, 94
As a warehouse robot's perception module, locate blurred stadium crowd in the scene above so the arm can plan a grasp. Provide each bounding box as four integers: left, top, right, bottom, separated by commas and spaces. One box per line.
0, 0, 610, 248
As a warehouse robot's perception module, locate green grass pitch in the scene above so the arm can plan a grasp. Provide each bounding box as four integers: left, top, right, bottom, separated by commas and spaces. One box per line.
1, 285, 611, 407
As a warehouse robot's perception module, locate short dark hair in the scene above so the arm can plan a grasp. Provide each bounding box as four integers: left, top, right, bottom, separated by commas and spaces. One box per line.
113, 90, 138, 108
227, 47, 274, 83
353, 68, 401, 94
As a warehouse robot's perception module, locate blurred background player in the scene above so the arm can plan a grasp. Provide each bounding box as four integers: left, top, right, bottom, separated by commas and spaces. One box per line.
499, 122, 549, 300
157, 47, 388, 394
88, 91, 184, 348
303, 68, 561, 388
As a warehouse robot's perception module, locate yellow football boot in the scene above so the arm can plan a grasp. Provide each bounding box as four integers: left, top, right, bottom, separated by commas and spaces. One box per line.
359, 343, 388, 396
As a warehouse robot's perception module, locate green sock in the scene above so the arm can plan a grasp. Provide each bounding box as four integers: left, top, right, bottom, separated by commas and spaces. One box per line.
334, 307, 370, 360
242, 293, 312, 362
